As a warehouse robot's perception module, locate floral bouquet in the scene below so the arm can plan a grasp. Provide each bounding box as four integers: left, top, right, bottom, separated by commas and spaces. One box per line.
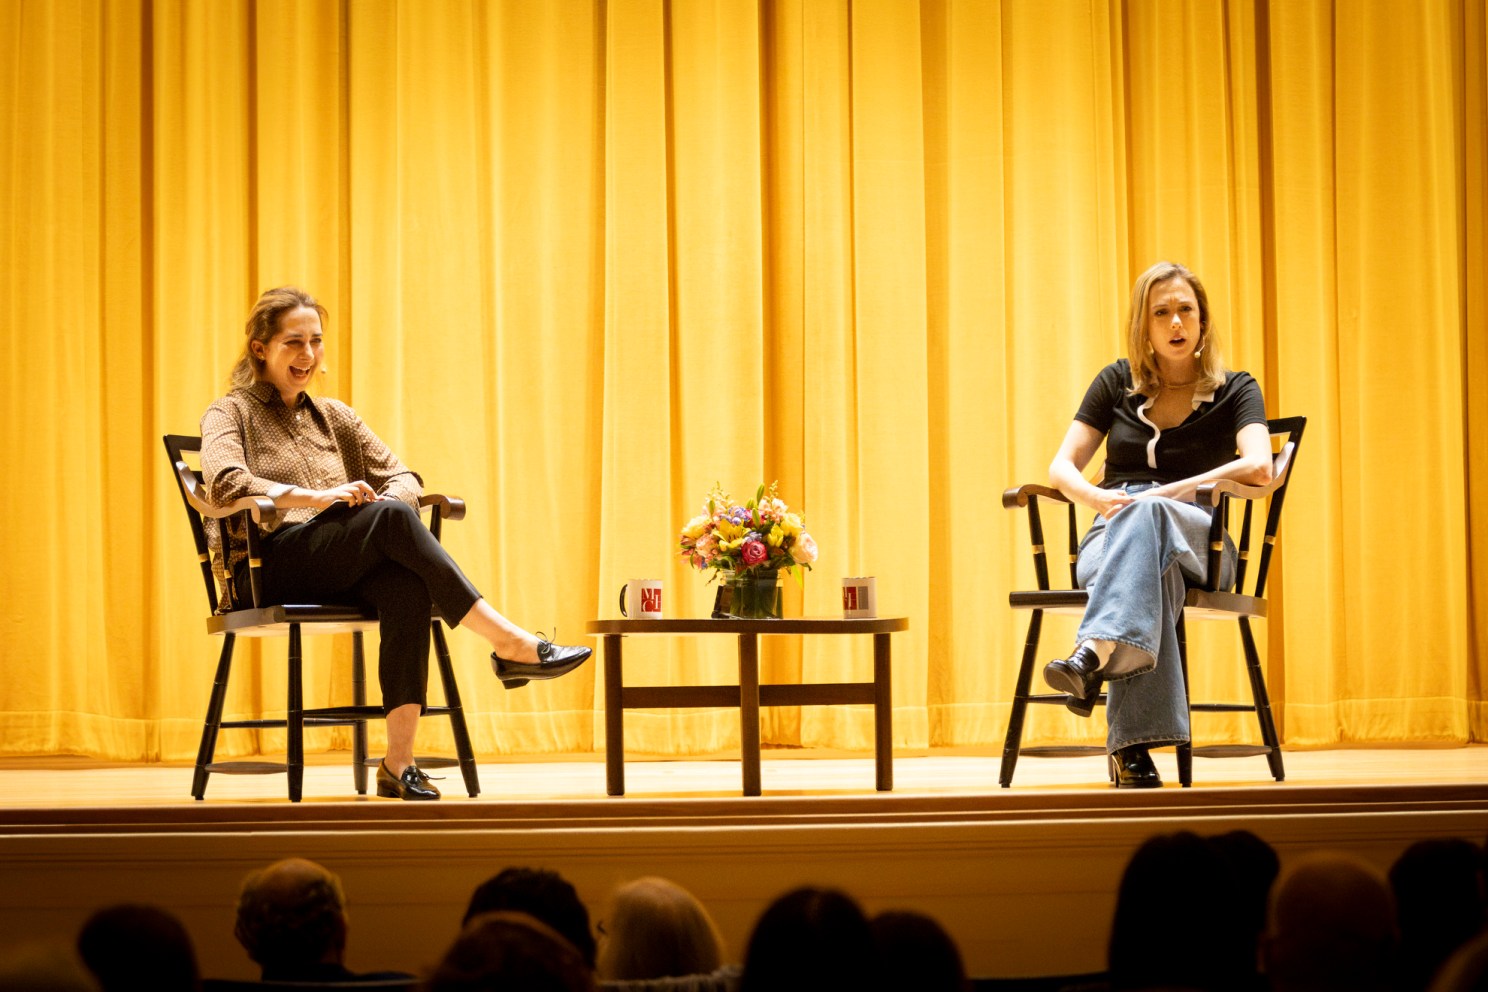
679, 482, 818, 582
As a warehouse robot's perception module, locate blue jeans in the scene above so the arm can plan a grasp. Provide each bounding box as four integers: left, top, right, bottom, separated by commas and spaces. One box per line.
1074, 486, 1236, 753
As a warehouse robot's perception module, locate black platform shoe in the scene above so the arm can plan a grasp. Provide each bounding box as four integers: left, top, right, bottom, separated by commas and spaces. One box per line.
1043, 644, 1102, 702
376, 759, 441, 800
1108, 745, 1162, 789
491, 637, 592, 689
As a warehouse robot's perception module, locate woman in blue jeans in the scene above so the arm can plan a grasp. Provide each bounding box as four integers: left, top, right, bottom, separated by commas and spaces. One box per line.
1041, 262, 1274, 788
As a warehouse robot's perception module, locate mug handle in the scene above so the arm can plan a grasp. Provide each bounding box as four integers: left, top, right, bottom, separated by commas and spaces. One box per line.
618, 582, 630, 617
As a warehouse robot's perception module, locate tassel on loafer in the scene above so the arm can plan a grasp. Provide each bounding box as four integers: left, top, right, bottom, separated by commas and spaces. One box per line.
491, 637, 593, 689
1043, 643, 1102, 701
1108, 745, 1162, 789
376, 759, 441, 800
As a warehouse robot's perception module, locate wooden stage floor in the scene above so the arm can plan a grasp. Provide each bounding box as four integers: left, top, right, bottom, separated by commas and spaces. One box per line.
2, 745, 1486, 981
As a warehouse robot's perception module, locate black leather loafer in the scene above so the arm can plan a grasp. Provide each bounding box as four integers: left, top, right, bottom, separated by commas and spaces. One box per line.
1108, 745, 1162, 789
376, 759, 441, 800
490, 639, 592, 689
1043, 644, 1102, 700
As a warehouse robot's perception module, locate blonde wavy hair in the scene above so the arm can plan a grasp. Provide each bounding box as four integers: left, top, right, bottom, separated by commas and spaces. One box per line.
1124, 261, 1226, 396
229, 286, 327, 390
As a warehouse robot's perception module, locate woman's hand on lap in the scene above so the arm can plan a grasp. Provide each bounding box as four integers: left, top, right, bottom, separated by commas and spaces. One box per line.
1094, 489, 1135, 519
319, 480, 383, 509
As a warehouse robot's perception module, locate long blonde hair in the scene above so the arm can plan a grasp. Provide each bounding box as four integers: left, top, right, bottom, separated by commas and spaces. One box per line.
1124, 261, 1226, 396
229, 286, 327, 390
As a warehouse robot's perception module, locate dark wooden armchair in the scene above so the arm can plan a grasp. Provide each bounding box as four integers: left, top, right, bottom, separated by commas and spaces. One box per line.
163, 434, 480, 802
997, 416, 1305, 788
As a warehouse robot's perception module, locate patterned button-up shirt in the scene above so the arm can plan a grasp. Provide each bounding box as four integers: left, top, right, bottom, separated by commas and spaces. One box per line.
200, 381, 422, 608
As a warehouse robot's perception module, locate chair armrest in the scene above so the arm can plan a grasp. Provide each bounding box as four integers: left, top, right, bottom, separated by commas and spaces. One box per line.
1194, 442, 1295, 507
419, 493, 466, 522
1002, 484, 1072, 509
173, 460, 279, 527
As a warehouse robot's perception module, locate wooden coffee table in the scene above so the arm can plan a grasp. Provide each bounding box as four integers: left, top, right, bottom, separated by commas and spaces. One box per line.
585, 617, 908, 796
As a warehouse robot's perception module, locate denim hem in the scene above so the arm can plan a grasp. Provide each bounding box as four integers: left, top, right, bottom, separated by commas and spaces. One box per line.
1109, 735, 1188, 754
1079, 634, 1156, 677
1102, 661, 1156, 683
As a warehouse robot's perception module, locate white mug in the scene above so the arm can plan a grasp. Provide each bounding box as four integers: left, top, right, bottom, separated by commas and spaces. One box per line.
619, 579, 664, 619
842, 576, 877, 618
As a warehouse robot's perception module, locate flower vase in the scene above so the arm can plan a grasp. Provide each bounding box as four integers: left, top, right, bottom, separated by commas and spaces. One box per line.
712, 569, 783, 620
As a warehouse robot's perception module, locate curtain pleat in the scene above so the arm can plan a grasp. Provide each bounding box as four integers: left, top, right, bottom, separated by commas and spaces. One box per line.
2, 0, 1483, 761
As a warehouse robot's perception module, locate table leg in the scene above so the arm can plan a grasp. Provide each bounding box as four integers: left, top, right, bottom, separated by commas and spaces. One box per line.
604, 634, 625, 796
738, 633, 761, 796
874, 632, 893, 791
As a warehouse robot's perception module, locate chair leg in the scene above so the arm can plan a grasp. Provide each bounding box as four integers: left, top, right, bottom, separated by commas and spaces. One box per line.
999, 611, 1043, 788
1240, 618, 1285, 781
192, 633, 236, 800
1176, 613, 1193, 788
432, 619, 481, 798
352, 632, 369, 795
287, 624, 305, 803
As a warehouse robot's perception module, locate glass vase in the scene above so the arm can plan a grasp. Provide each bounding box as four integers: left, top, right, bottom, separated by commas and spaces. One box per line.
712, 569, 783, 620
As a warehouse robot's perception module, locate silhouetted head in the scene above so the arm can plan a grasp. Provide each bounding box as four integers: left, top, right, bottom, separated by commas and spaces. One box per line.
78, 903, 199, 992
1263, 850, 1397, 992
596, 876, 726, 981
1390, 837, 1486, 992
234, 858, 348, 978
871, 909, 968, 992
428, 910, 595, 992
1109, 831, 1255, 991
740, 886, 880, 992
464, 867, 596, 968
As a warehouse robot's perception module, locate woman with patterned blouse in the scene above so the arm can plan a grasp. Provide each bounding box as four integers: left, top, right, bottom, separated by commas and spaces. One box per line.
1040, 262, 1274, 788
201, 286, 591, 801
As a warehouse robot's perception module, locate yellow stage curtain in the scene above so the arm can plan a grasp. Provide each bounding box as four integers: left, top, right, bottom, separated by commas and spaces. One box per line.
2, 0, 1484, 763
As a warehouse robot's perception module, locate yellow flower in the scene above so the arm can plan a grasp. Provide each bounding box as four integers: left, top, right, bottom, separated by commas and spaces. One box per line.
766, 524, 785, 548
781, 513, 803, 537
681, 515, 710, 540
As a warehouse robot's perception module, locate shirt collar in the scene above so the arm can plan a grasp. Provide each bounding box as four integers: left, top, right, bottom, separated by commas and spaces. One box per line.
1194, 372, 1225, 405
246, 379, 319, 413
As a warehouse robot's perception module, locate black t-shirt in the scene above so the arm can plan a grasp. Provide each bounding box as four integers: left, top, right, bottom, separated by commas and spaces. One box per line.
1074, 359, 1268, 489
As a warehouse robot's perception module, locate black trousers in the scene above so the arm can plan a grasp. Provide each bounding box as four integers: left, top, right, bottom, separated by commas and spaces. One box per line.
234, 500, 483, 712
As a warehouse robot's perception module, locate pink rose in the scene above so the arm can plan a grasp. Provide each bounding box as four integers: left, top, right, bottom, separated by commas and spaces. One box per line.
741, 539, 769, 567
790, 532, 818, 565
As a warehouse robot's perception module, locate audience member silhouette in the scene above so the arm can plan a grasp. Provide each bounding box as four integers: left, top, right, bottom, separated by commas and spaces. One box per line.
1262, 850, 1397, 992
0, 941, 99, 991
426, 910, 595, 992
1207, 828, 1281, 989
234, 857, 411, 983
77, 903, 200, 991
870, 909, 968, 992
595, 876, 738, 990
463, 867, 597, 971
1428, 929, 1488, 992
1391, 837, 1487, 992
738, 886, 881, 992
1106, 830, 1257, 991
